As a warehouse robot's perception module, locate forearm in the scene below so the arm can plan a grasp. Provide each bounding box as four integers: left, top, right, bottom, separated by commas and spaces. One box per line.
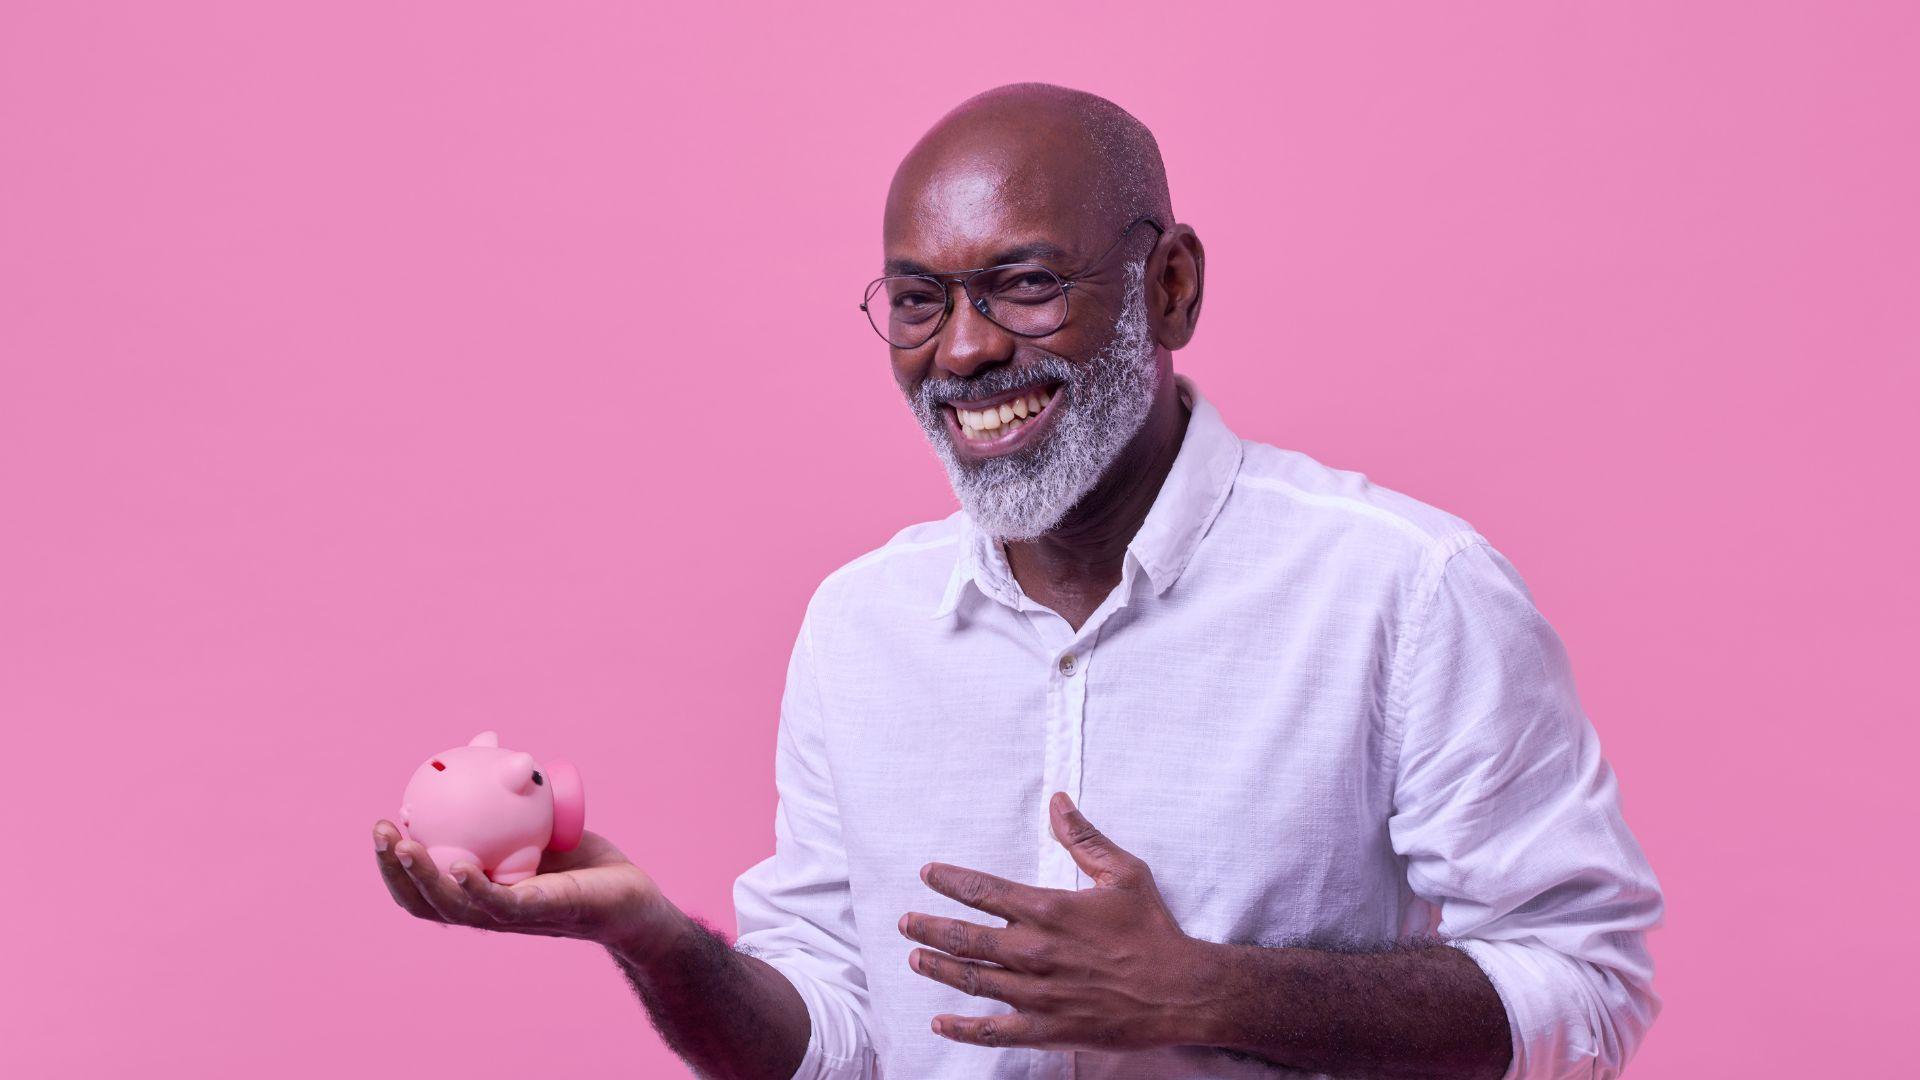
1184, 937, 1511, 1080
606, 907, 810, 1080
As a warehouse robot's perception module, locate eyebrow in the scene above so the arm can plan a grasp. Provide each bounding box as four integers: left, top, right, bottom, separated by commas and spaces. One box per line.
884, 240, 1071, 277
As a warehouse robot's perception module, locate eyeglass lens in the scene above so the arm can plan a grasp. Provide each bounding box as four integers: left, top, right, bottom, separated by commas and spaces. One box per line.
864, 263, 1067, 348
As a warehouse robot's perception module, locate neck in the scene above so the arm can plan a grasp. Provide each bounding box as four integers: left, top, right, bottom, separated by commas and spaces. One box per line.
1003, 370, 1191, 601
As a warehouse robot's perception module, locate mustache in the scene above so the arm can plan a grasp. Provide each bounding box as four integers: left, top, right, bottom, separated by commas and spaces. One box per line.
916, 355, 1074, 409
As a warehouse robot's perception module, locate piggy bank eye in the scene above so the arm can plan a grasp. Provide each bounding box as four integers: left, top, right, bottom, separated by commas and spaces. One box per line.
532, 770, 544, 786
431, 760, 446, 771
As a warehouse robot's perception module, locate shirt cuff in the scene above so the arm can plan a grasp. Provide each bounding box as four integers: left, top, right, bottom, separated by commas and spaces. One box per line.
757, 952, 878, 1080
1448, 937, 1609, 1080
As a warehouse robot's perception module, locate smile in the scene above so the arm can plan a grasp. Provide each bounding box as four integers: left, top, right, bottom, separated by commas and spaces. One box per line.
943, 381, 1063, 457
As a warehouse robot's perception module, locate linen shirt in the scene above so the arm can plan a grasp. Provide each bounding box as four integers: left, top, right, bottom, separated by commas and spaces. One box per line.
732, 373, 1663, 1080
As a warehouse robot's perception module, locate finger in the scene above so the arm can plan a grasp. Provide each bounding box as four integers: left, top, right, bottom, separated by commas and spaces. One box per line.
933, 1010, 1048, 1049
908, 947, 1042, 1008
1048, 792, 1142, 887
898, 911, 1025, 969
920, 862, 1060, 923
455, 873, 569, 937
372, 821, 438, 921
394, 841, 486, 927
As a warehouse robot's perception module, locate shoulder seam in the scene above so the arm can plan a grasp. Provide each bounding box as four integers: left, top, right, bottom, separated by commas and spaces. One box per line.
1234, 472, 1441, 545
819, 534, 960, 592
1381, 531, 1492, 791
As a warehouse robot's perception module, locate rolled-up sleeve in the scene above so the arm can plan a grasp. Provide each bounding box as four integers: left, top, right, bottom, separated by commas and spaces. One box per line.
1387, 536, 1665, 1080
732, 597, 878, 1079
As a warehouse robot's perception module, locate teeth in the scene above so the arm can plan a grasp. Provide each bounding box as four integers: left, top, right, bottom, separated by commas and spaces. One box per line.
954, 385, 1057, 439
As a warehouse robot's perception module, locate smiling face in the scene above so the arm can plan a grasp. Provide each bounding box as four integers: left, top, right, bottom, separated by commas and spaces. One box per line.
884, 96, 1169, 541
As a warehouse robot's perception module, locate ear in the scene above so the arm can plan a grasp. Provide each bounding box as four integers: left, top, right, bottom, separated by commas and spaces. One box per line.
469, 730, 499, 748
1151, 224, 1205, 351
498, 752, 539, 794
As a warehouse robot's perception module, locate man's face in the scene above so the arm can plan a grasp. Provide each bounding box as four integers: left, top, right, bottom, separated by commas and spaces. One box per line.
884, 161, 1162, 542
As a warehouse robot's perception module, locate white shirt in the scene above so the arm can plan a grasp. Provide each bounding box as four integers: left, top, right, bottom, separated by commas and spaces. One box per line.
733, 373, 1663, 1080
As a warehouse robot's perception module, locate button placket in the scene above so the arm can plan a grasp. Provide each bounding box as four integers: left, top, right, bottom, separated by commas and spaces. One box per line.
1023, 584, 1133, 1080
1036, 632, 1092, 1080
1031, 613, 1077, 894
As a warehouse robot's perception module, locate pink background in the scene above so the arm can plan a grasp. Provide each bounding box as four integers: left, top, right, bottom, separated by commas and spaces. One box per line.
2, 3, 1912, 1076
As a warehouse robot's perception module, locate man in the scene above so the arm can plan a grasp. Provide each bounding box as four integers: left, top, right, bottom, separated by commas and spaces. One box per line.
372, 83, 1663, 1079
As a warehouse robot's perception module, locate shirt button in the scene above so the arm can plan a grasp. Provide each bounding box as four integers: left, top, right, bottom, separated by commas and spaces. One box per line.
1058, 653, 1076, 676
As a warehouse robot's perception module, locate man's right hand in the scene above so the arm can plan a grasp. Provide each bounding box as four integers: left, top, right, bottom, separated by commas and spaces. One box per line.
371, 820, 675, 962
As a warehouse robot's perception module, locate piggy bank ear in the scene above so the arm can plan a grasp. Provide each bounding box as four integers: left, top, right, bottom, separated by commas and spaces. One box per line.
469, 731, 499, 748
544, 759, 586, 853
498, 752, 539, 794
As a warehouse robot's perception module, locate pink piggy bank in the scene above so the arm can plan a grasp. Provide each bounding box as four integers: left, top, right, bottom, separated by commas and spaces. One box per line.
397, 731, 586, 885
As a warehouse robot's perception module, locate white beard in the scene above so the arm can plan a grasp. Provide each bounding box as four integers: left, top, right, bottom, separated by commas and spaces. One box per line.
907, 260, 1159, 542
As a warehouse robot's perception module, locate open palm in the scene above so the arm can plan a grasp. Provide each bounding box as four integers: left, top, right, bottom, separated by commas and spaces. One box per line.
373, 821, 668, 953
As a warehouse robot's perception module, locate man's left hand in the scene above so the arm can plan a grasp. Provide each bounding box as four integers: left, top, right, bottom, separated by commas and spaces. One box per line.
898, 791, 1218, 1051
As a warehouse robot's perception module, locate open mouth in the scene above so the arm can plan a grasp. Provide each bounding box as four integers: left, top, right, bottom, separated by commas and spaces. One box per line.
945, 380, 1063, 452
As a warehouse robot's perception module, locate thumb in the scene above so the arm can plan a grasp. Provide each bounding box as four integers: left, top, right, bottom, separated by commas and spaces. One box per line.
1048, 791, 1140, 887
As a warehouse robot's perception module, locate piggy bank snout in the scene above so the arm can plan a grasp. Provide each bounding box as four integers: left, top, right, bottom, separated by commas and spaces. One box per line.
544, 758, 586, 853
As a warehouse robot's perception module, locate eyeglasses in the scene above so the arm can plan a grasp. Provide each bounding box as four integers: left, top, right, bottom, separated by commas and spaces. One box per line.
860, 216, 1164, 349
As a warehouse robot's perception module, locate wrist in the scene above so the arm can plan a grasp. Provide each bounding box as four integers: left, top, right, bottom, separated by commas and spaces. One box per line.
602, 895, 689, 971
1165, 935, 1248, 1050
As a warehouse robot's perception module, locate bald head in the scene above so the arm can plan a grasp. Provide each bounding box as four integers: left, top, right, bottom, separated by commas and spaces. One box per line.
886, 83, 1172, 248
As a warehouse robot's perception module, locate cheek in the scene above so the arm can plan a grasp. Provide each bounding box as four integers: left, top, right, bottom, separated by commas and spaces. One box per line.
1041, 328, 1107, 368
891, 352, 930, 395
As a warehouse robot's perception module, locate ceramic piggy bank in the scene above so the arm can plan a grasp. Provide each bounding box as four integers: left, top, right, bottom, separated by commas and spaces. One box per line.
397, 731, 586, 884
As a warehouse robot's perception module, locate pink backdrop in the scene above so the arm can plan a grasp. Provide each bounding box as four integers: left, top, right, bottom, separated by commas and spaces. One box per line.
2, 3, 1911, 1076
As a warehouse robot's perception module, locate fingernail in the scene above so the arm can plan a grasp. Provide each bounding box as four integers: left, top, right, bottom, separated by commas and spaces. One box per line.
451, 869, 469, 886
374, 833, 389, 853
396, 851, 413, 869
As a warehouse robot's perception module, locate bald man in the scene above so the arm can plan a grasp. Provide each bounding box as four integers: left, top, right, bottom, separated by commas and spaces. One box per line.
373, 84, 1663, 1079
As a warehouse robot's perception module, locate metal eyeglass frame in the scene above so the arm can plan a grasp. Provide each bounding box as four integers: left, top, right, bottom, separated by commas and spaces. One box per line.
860, 215, 1166, 349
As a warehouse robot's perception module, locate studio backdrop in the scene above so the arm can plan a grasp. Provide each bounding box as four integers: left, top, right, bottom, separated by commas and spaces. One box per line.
2, 3, 1912, 1077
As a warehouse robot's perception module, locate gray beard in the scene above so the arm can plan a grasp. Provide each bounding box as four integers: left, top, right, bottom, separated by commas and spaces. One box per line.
906, 260, 1159, 542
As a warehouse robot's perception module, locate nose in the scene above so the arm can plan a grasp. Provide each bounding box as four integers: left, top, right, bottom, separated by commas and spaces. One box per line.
933, 280, 1016, 381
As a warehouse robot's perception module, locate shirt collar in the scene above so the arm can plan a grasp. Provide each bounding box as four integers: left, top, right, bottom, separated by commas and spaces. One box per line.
930, 372, 1243, 619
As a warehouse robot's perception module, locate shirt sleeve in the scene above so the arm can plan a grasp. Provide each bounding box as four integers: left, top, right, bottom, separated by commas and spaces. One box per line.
732, 597, 879, 1079
1387, 536, 1665, 1080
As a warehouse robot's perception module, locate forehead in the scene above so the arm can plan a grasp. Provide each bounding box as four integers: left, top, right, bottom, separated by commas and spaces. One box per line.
882, 132, 1105, 275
